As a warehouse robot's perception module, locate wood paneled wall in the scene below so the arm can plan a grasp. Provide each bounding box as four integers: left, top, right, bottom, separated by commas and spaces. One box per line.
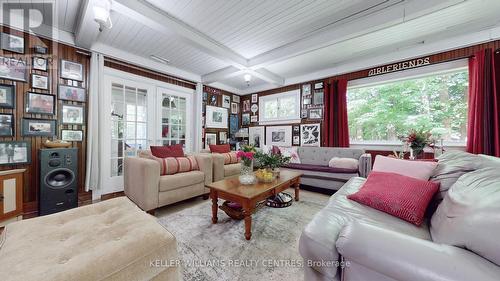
0, 26, 90, 216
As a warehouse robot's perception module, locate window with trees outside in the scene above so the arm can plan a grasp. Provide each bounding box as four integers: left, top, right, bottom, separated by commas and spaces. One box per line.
347, 68, 468, 144
259, 90, 301, 123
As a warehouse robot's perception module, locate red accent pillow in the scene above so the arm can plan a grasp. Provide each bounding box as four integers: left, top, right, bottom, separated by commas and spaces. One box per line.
150, 144, 184, 158
210, 144, 231, 153
347, 171, 439, 226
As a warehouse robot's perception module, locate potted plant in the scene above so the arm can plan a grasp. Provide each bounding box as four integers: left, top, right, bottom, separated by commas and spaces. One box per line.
399, 129, 435, 159
254, 150, 291, 182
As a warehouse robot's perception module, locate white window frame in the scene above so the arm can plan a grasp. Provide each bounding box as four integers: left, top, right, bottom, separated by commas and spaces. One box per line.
347, 59, 469, 148
258, 89, 301, 125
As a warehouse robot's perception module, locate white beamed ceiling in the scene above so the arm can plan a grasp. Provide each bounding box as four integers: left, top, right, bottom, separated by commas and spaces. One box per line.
26, 0, 500, 93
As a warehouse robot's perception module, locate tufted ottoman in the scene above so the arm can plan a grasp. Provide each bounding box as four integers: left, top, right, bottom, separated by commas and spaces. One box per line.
0, 197, 179, 281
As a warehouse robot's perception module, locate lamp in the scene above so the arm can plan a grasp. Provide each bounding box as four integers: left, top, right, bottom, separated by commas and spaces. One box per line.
93, 0, 113, 32
244, 74, 252, 86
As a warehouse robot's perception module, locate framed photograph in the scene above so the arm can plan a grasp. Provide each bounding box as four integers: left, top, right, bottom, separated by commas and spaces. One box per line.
58, 84, 86, 102
0, 141, 31, 165
34, 45, 48, 54
62, 104, 85, 125
250, 115, 258, 123
301, 123, 321, 147
61, 130, 83, 142
303, 97, 311, 106
209, 94, 217, 106
230, 102, 239, 114
229, 114, 239, 136
0, 56, 27, 82
293, 125, 300, 134
309, 108, 323, 119
72, 80, 79, 87
1, 33, 24, 53
60, 59, 84, 81
0, 113, 14, 136
249, 126, 265, 148
293, 135, 300, 146
205, 133, 217, 147
203, 91, 207, 101
302, 84, 311, 95
251, 94, 258, 103
232, 95, 240, 103
205, 106, 228, 129
242, 113, 250, 126
301, 109, 308, 118
222, 95, 231, 109
219, 131, 227, 144
251, 104, 258, 113
0, 84, 15, 108
32, 57, 47, 71
313, 91, 324, 105
243, 100, 250, 112
314, 82, 324, 90
22, 118, 56, 137
266, 126, 292, 147
31, 74, 49, 90
26, 92, 55, 115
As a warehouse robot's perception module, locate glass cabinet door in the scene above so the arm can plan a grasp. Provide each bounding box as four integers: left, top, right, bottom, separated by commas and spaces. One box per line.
160, 93, 188, 148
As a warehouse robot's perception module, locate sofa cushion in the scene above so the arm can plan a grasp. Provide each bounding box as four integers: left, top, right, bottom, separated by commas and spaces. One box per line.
329, 157, 358, 170
0, 197, 178, 281
347, 172, 439, 226
150, 144, 184, 158
283, 163, 358, 174
373, 155, 437, 180
297, 147, 364, 166
159, 170, 205, 192
299, 177, 431, 279
430, 167, 500, 266
209, 144, 230, 153
224, 163, 241, 177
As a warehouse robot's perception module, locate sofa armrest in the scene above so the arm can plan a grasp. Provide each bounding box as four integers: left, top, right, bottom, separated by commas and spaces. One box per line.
358, 153, 372, 178
336, 222, 500, 281
212, 153, 226, 182
124, 157, 160, 211
194, 153, 213, 185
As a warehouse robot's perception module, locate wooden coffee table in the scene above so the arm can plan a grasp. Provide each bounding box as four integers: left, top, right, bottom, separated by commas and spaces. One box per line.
207, 170, 302, 240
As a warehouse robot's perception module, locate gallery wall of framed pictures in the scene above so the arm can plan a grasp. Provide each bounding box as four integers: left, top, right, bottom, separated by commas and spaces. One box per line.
0, 26, 90, 205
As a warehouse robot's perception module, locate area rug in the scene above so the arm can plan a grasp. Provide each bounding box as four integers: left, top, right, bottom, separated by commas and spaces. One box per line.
156, 190, 329, 281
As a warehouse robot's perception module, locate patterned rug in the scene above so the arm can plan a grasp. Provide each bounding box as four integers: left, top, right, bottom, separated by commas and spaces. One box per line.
156, 189, 329, 281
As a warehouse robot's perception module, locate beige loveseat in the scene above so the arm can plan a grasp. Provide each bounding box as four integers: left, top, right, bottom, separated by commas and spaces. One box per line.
124, 151, 213, 212
201, 149, 241, 182
0, 197, 179, 281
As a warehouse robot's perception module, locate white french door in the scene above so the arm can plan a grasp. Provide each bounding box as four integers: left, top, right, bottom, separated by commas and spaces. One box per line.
101, 73, 155, 194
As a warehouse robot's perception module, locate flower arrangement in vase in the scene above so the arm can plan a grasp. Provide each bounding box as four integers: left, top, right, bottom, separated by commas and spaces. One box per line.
236, 145, 256, 184
399, 129, 435, 159
253, 148, 291, 182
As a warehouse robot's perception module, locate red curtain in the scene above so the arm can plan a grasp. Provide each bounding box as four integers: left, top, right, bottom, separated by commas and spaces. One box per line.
467, 49, 500, 157
323, 79, 349, 147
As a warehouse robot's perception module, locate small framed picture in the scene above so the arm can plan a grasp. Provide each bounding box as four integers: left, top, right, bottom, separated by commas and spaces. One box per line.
26, 92, 55, 115
32, 57, 47, 71
313, 91, 324, 105
34, 45, 48, 54
1, 33, 24, 53
303, 97, 312, 106
243, 100, 250, 112
0, 113, 14, 136
232, 95, 240, 103
60, 59, 84, 81
73, 80, 79, 87
293, 135, 300, 146
231, 102, 239, 114
222, 95, 231, 108
251, 94, 258, 103
293, 125, 300, 134
250, 115, 258, 123
203, 92, 207, 101
301, 109, 308, 118
242, 113, 250, 126
66, 79, 73, 86
314, 82, 324, 90
219, 131, 227, 144
205, 133, 217, 147
0, 56, 27, 82
22, 118, 56, 137
251, 104, 259, 113
62, 104, 85, 125
309, 108, 323, 119
0, 84, 16, 108
0, 141, 31, 165
31, 74, 49, 90
209, 94, 217, 106
58, 84, 86, 102
302, 84, 311, 95
61, 130, 83, 142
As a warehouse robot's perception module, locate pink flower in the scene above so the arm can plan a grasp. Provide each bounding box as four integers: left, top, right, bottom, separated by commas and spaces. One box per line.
236, 151, 254, 160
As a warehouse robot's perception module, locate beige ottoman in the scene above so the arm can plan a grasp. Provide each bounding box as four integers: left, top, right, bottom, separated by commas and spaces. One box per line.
0, 197, 179, 281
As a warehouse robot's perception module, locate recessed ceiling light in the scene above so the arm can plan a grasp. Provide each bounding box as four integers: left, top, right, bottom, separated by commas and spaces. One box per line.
150, 55, 170, 64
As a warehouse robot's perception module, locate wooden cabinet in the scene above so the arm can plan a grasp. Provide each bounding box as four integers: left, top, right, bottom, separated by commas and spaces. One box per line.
0, 169, 25, 225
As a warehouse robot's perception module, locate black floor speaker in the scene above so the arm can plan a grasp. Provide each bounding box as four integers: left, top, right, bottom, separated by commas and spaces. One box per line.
39, 148, 78, 215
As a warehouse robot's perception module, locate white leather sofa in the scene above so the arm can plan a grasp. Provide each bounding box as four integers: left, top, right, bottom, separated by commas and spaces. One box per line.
299, 151, 500, 281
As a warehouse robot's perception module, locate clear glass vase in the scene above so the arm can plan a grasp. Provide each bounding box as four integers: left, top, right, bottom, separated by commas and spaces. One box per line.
239, 160, 255, 185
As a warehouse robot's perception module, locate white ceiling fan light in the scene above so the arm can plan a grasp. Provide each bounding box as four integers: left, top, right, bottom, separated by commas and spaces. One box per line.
244, 74, 252, 86
93, 0, 113, 32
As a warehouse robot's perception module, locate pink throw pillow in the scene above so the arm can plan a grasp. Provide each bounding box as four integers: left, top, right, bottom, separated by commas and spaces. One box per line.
222, 152, 239, 165
150, 156, 199, 176
348, 171, 439, 226
373, 155, 437, 180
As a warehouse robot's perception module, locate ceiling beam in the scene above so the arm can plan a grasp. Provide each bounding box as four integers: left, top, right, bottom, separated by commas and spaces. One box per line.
74, 0, 101, 49
249, 68, 285, 85
201, 66, 243, 84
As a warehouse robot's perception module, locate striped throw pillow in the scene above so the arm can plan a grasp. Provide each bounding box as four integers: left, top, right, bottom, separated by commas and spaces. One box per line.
151, 155, 199, 176
222, 152, 239, 165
